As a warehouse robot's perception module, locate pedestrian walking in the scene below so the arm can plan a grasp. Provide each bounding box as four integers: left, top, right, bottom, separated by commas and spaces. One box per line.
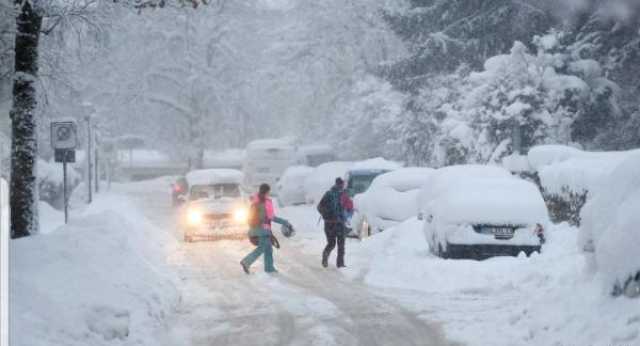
317, 178, 353, 268
241, 183, 291, 274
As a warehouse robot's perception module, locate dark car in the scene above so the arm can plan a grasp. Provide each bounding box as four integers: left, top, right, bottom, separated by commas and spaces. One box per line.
171, 176, 188, 207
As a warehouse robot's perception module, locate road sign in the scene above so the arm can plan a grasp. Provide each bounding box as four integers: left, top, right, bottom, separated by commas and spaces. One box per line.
54, 149, 76, 163
51, 121, 78, 150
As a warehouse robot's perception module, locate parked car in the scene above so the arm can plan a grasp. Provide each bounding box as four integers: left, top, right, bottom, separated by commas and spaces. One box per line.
304, 161, 354, 204
171, 176, 189, 207
295, 144, 336, 167
180, 169, 248, 242
351, 167, 433, 238
580, 151, 640, 298
276, 166, 314, 206
420, 165, 548, 259
344, 158, 402, 198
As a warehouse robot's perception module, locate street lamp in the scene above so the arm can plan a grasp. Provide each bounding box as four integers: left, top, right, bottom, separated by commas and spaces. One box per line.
82, 102, 95, 204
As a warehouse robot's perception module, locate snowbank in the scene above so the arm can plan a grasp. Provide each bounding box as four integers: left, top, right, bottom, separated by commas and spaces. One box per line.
38, 201, 64, 234
277, 166, 314, 206
11, 194, 179, 346
527, 145, 640, 196
581, 150, 640, 293
303, 161, 353, 204
344, 219, 640, 346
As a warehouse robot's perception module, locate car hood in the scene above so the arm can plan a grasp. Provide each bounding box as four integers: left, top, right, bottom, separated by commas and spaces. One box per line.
188, 198, 244, 214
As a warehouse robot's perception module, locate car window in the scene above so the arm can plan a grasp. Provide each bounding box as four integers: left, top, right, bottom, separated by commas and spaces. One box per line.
190, 184, 240, 200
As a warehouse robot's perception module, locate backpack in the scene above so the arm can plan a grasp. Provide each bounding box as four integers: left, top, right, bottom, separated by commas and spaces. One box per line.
247, 202, 262, 229
317, 191, 337, 221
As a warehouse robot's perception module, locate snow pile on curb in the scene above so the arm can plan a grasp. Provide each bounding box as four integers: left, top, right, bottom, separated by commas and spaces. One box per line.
581, 150, 640, 295
345, 218, 640, 346
11, 194, 179, 346
526, 145, 640, 196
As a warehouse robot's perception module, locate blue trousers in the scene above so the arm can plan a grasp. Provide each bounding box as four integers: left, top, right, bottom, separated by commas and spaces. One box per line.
241, 235, 275, 272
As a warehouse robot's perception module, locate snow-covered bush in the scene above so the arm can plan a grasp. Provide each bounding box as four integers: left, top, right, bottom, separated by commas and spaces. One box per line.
333, 75, 406, 161
38, 159, 81, 210
525, 145, 639, 225
276, 166, 314, 206
581, 150, 640, 297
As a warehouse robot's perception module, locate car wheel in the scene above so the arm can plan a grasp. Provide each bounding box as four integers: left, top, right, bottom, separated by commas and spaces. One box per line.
359, 218, 369, 239
438, 243, 449, 259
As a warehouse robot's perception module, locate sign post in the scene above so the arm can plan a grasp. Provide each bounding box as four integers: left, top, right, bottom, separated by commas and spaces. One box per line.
51, 121, 78, 224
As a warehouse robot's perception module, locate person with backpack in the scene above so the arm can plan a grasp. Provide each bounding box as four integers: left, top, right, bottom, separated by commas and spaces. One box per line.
318, 178, 353, 268
240, 183, 292, 274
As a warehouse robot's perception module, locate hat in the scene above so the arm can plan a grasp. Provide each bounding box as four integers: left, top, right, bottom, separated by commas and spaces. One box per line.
335, 177, 345, 186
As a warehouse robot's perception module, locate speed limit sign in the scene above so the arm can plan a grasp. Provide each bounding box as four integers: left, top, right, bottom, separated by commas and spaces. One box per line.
50, 121, 78, 150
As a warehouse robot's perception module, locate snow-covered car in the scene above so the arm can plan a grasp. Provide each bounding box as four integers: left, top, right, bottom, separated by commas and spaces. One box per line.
580, 151, 640, 298
345, 158, 402, 198
181, 169, 249, 242
351, 167, 433, 238
304, 161, 353, 204
276, 166, 314, 206
420, 165, 548, 259
295, 144, 336, 167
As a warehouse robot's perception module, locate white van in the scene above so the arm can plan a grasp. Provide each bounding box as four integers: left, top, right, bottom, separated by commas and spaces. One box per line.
296, 144, 335, 167
243, 139, 296, 193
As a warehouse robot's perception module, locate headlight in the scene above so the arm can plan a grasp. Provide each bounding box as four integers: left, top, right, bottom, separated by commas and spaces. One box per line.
187, 209, 203, 226
233, 208, 248, 223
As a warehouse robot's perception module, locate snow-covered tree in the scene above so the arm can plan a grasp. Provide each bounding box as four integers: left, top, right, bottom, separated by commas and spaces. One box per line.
333, 75, 406, 160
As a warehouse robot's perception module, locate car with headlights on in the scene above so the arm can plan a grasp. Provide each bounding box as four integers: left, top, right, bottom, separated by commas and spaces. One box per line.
181, 169, 249, 242
420, 165, 548, 259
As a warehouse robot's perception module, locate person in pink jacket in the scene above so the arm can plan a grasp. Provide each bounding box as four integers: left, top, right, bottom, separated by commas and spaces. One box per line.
240, 184, 291, 274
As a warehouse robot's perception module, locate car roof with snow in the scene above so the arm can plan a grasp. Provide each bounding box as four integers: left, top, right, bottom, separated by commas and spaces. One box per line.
186, 169, 244, 186
369, 167, 434, 191
429, 175, 548, 225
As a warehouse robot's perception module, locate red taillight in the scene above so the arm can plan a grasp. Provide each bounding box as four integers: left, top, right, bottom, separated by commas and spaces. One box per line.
535, 223, 546, 244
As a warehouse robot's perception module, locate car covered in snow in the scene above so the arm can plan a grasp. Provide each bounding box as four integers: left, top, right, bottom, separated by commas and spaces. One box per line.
344, 158, 402, 198
181, 169, 249, 242
580, 151, 640, 298
420, 165, 548, 259
295, 144, 336, 167
351, 167, 433, 238
276, 165, 314, 206
304, 161, 354, 204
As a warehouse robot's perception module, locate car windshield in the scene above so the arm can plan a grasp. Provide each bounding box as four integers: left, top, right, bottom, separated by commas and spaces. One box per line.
348, 173, 385, 195
190, 183, 240, 200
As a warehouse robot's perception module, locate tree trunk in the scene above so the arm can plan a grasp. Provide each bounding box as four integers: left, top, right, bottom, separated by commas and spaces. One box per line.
10, 0, 42, 238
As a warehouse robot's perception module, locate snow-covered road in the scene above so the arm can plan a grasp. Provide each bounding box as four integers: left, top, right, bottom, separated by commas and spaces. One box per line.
121, 179, 454, 346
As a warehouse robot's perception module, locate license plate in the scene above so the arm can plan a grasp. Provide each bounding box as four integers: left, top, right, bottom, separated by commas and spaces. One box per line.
493, 227, 514, 239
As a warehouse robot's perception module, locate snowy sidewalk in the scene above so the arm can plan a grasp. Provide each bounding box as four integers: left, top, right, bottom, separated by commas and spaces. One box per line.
10, 188, 181, 346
